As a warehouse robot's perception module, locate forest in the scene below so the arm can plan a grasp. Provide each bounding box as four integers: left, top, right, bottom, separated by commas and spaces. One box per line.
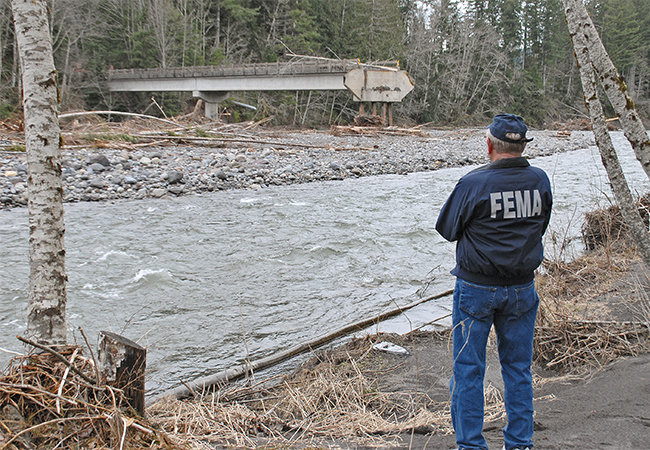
1, 0, 649, 127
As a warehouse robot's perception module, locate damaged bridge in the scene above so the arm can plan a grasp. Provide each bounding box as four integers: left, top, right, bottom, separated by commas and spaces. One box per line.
107, 58, 414, 124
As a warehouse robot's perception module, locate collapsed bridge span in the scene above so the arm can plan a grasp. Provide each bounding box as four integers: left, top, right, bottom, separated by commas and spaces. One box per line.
107, 58, 414, 123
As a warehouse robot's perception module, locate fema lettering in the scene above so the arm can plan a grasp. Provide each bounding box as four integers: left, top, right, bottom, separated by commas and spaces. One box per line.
490, 190, 543, 219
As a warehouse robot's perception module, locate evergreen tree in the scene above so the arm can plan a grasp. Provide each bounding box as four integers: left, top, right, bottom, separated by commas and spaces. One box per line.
600, 0, 641, 74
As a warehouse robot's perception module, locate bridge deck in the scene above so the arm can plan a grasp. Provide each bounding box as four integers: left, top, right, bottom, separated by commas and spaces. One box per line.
107, 59, 394, 81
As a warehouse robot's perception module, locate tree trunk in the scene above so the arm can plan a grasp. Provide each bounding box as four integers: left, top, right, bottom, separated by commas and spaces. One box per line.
564, 0, 650, 267
565, 0, 650, 181
12, 0, 67, 345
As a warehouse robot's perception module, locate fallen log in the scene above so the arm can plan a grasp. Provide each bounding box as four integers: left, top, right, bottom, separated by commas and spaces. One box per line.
147, 288, 454, 406
132, 134, 373, 151
330, 125, 427, 137
60, 110, 180, 128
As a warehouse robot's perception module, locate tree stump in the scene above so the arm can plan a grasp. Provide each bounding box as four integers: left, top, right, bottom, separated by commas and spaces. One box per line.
98, 331, 146, 416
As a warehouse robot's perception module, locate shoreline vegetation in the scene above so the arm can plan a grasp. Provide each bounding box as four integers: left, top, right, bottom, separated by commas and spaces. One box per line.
1, 120, 649, 449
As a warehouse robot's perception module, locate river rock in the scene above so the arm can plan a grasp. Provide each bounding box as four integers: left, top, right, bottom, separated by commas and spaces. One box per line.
88, 163, 106, 173
151, 188, 166, 198
63, 160, 83, 170
88, 154, 111, 167
167, 171, 184, 184
89, 178, 106, 189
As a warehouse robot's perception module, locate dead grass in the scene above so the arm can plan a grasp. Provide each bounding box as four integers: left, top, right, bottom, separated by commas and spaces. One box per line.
533, 199, 650, 375
536, 246, 635, 322
147, 333, 511, 449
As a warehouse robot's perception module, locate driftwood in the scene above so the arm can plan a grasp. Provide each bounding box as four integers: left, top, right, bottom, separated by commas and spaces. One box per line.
59, 110, 180, 128
330, 125, 426, 137
354, 114, 384, 127
147, 288, 454, 405
126, 133, 375, 151
135, 134, 324, 148
17, 335, 97, 385
0, 346, 169, 449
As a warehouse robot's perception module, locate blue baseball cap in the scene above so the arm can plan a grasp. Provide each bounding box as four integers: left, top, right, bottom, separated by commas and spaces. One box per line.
488, 114, 533, 143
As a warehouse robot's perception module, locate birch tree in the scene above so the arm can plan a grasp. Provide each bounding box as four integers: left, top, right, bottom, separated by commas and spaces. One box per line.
564, 0, 650, 266
12, 0, 67, 345
565, 0, 650, 180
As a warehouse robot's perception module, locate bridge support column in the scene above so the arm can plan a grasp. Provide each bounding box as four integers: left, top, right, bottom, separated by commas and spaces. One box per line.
205, 102, 219, 120
193, 91, 229, 120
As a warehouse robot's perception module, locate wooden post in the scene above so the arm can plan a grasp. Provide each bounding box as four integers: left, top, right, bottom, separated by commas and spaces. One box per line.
381, 103, 387, 124
98, 331, 146, 416
359, 102, 365, 115
372, 102, 377, 115
388, 103, 393, 126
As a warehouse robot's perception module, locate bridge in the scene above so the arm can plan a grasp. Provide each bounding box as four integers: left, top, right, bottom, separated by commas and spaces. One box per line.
107, 59, 414, 123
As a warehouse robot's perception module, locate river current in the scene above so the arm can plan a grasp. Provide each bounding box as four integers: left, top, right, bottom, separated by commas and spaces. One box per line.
1, 132, 648, 396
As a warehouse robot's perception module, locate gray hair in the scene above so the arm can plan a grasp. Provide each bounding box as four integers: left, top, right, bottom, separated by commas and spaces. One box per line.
487, 129, 527, 154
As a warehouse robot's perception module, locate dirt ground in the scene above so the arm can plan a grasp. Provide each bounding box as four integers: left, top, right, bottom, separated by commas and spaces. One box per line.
319, 329, 650, 450
301, 259, 650, 450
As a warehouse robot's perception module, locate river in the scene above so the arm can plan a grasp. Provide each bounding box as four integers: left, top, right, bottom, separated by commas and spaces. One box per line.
1, 132, 648, 397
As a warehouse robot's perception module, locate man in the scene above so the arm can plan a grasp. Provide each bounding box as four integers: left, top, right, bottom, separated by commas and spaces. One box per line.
435, 114, 552, 450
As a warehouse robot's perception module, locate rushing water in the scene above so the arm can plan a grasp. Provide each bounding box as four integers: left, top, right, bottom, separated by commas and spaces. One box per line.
1, 132, 648, 397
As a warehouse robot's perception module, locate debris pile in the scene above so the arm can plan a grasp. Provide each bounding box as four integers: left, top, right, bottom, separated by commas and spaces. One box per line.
0, 347, 173, 450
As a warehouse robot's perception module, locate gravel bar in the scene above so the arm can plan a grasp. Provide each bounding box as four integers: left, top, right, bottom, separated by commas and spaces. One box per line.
1, 128, 594, 209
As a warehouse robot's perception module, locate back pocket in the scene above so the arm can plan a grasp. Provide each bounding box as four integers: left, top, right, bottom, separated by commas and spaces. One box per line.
458, 280, 497, 319
514, 281, 539, 316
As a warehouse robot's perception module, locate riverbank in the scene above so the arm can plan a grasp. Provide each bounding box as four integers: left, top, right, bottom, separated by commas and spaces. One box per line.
146, 244, 650, 450
1, 122, 594, 209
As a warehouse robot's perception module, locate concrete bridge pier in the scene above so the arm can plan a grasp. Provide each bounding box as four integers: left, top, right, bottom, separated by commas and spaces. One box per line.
193, 91, 229, 119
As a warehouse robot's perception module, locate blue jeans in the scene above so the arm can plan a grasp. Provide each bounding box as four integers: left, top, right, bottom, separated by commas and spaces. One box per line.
450, 277, 539, 450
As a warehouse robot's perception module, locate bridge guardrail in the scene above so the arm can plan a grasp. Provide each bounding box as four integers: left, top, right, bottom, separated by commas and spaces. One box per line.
108, 60, 396, 80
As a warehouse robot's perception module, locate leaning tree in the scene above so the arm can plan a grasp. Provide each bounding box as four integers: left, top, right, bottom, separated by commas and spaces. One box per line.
563, 0, 650, 267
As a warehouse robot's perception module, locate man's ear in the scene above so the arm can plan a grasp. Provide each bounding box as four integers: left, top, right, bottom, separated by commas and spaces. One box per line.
487, 137, 494, 155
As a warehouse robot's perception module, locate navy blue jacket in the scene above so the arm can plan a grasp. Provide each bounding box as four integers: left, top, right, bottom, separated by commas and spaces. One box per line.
436, 157, 552, 286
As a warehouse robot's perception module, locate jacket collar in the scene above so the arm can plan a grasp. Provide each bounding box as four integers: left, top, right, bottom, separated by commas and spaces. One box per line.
487, 156, 530, 169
